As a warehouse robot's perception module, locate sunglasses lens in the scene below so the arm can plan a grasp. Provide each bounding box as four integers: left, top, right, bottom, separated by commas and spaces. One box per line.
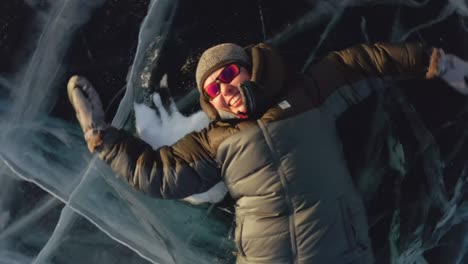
218, 64, 240, 83
204, 82, 220, 99
203, 64, 241, 100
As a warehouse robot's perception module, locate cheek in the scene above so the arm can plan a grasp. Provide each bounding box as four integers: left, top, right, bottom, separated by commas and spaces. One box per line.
232, 72, 251, 86
239, 70, 251, 82
209, 97, 226, 109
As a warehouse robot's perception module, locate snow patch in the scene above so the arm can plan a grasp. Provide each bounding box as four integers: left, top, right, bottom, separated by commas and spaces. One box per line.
134, 93, 228, 204
134, 93, 209, 147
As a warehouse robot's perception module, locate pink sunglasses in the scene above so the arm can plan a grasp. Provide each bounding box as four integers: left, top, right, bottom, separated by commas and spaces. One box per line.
204, 64, 240, 100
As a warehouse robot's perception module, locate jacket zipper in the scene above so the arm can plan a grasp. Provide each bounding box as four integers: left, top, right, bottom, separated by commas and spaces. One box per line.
257, 120, 298, 264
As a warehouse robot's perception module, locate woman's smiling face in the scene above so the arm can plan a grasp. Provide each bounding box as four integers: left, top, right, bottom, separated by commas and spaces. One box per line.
203, 64, 251, 116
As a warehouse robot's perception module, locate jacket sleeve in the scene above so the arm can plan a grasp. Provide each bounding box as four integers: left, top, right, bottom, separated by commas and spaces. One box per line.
303, 42, 432, 117
96, 127, 221, 199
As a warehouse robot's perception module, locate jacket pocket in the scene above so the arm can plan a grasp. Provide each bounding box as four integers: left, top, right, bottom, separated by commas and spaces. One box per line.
235, 216, 246, 257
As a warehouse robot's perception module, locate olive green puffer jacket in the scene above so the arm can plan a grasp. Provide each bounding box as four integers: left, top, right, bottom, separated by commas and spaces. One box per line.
98, 42, 433, 263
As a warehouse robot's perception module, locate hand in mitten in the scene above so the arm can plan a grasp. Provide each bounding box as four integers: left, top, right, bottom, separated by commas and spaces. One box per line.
428, 48, 468, 95
67, 75, 108, 152
237, 81, 271, 119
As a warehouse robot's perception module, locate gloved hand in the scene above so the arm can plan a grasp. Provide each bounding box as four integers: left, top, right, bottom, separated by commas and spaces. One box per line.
67, 75, 108, 152
238, 81, 271, 119
430, 49, 468, 95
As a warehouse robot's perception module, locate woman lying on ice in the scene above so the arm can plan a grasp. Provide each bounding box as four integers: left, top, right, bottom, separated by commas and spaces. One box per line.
68, 42, 468, 264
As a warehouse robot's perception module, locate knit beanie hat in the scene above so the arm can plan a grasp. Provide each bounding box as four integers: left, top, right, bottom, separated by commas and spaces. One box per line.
196, 43, 251, 93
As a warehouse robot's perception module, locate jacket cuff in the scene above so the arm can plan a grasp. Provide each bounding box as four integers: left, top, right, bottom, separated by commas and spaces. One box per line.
95, 126, 120, 155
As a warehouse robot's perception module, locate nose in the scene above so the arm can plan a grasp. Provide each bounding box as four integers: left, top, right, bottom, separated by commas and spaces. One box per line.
219, 82, 236, 96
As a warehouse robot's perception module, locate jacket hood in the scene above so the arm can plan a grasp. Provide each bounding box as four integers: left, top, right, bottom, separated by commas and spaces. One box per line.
199, 43, 287, 121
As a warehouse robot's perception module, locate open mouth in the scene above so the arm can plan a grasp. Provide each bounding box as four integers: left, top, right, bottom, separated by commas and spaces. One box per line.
229, 93, 241, 107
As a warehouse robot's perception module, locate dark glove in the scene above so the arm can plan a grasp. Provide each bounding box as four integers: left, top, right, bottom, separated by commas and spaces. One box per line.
67, 75, 109, 152
238, 81, 271, 119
